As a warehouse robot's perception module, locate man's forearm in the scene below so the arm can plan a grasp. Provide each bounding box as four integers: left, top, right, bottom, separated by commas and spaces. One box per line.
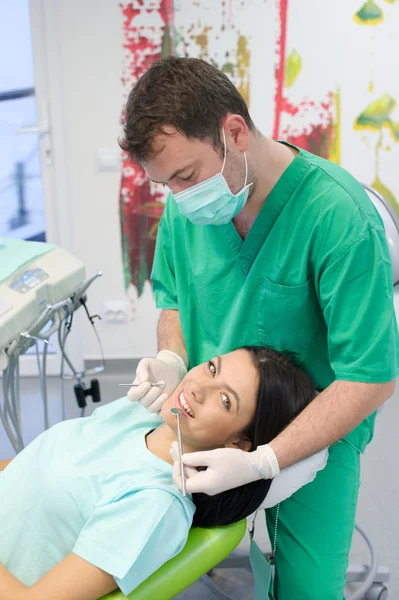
269, 379, 394, 470
157, 310, 188, 367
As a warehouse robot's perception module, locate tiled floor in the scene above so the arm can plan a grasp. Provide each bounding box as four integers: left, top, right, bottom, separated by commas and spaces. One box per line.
1, 370, 398, 599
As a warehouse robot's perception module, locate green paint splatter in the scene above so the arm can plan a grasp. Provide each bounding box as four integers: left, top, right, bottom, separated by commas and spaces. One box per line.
354, 0, 384, 24
222, 61, 235, 76
387, 120, 399, 141
138, 245, 148, 297
121, 230, 131, 291
161, 21, 172, 58
355, 94, 396, 130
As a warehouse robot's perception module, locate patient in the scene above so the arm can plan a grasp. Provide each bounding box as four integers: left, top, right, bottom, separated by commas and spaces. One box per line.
0, 346, 315, 600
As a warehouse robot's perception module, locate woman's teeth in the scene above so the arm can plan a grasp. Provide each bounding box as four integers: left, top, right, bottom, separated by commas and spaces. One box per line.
179, 392, 195, 418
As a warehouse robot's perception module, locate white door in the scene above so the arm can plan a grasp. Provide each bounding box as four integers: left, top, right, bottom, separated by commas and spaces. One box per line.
0, 0, 83, 376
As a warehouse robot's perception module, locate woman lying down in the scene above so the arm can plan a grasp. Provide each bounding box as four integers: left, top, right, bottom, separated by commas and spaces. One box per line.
0, 346, 323, 600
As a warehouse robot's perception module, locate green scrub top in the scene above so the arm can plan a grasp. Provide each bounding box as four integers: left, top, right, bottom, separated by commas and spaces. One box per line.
151, 143, 399, 453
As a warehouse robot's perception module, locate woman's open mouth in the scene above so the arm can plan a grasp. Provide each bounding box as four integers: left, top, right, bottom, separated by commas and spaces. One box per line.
175, 390, 195, 418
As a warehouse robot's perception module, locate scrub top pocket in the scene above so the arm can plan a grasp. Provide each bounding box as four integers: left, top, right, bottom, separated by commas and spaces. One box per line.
257, 277, 325, 357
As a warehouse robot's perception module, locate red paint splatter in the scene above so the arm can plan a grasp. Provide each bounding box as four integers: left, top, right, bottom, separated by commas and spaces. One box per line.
273, 0, 289, 139
280, 97, 299, 117
280, 93, 335, 159
284, 125, 334, 159
119, 1, 174, 297
272, 4, 337, 160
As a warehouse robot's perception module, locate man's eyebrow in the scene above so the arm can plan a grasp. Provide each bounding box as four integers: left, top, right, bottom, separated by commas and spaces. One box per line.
216, 356, 241, 414
149, 163, 196, 184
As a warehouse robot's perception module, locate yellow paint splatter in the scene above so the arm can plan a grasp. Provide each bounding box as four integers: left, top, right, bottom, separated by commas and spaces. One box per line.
237, 34, 250, 106
189, 25, 212, 59
329, 88, 341, 165
285, 49, 302, 88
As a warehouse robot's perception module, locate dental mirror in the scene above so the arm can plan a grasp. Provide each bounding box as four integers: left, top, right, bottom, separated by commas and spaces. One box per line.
170, 407, 186, 496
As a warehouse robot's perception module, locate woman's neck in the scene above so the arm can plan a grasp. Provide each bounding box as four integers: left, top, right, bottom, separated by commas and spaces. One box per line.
146, 423, 195, 465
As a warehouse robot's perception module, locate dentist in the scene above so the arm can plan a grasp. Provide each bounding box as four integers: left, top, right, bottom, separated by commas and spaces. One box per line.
120, 56, 398, 599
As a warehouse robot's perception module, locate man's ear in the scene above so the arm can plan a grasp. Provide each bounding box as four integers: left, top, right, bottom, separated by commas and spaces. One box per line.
226, 437, 252, 452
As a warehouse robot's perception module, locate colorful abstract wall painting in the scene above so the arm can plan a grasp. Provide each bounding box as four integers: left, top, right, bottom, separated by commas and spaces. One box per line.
119, 0, 399, 301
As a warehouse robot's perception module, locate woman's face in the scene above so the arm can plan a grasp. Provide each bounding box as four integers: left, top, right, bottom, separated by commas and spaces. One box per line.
161, 349, 259, 452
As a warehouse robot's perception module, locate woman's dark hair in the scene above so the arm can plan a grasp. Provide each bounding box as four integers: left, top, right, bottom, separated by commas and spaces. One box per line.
119, 56, 256, 164
192, 346, 316, 527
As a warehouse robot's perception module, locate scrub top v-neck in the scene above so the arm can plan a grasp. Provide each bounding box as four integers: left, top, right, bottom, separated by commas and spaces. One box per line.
218, 149, 309, 267
151, 144, 399, 453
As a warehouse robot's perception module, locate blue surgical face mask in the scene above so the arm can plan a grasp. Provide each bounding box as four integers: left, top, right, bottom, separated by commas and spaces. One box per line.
173, 129, 252, 226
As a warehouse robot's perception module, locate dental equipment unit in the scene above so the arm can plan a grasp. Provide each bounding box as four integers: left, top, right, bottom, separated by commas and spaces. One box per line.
0, 238, 103, 453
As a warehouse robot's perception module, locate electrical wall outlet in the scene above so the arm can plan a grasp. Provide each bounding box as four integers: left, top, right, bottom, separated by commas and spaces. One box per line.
103, 301, 129, 323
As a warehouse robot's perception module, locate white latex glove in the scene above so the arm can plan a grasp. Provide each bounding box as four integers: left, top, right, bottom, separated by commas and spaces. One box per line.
128, 350, 187, 414
170, 443, 280, 496
171, 443, 329, 507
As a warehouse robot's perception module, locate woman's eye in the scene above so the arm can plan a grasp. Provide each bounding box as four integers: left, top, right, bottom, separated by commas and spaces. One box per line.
221, 394, 231, 411
208, 360, 216, 376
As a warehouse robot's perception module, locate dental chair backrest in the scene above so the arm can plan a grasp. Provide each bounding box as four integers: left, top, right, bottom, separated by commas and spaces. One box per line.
100, 519, 247, 600
362, 184, 399, 286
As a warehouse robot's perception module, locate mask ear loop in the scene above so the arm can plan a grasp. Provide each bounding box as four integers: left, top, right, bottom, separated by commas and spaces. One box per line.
221, 128, 227, 173
243, 151, 248, 187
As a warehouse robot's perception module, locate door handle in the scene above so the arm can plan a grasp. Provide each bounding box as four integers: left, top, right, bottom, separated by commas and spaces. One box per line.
16, 124, 49, 136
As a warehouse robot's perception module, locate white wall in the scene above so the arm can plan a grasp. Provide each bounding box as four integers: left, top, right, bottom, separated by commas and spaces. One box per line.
42, 0, 399, 365
44, 0, 159, 361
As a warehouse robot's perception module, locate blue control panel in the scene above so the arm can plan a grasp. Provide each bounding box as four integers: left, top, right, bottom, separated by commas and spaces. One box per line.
9, 268, 49, 294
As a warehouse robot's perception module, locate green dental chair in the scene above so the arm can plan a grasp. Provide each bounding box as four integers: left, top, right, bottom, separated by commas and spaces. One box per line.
101, 519, 246, 600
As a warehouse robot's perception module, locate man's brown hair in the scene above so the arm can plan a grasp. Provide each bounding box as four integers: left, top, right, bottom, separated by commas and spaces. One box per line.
119, 56, 255, 163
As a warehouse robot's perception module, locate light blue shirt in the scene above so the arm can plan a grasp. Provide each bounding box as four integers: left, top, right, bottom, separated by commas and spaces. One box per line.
0, 398, 195, 595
